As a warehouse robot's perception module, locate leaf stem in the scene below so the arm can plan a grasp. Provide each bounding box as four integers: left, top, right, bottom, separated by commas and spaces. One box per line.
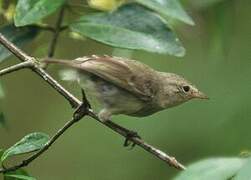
47, 7, 65, 58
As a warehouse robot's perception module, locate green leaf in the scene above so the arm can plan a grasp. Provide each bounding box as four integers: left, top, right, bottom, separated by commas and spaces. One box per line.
1, 132, 49, 163
235, 157, 251, 180
4, 174, 36, 180
4, 169, 35, 180
70, 4, 185, 56
173, 157, 246, 180
0, 24, 40, 63
14, 0, 65, 26
135, 0, 194, 25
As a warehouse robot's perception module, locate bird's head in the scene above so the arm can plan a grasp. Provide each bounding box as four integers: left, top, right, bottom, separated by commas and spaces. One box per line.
157, 72, 208, 108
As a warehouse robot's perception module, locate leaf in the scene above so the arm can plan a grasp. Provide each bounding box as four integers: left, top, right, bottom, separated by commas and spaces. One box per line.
1, 132, 49, 163
234, 157, 251, 180
4, 169, 35, 180
0, 24, 40, 63
70, 4, 185, 57
4, 174, 36, 180
88, 0, 126, 11
135, 0, 194, 25
173, 157, 246, 180
14, 0, 65, 27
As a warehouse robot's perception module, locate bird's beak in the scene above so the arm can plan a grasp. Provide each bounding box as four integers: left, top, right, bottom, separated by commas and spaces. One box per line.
193, 91, 209, 100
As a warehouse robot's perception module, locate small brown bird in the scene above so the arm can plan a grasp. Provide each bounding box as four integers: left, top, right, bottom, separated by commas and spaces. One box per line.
44, 55, 208, 122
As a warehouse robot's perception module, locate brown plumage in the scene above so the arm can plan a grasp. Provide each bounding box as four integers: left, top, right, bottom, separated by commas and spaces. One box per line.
44, 55, 208, 121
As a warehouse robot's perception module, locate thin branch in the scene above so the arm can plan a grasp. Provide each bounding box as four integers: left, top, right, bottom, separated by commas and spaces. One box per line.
47, 7, 65, 58
0, 61, 32, 76
0, 33, 80, 108
0, 33, 186, 171
0, 104, 88, 173
88, 112, 186, 170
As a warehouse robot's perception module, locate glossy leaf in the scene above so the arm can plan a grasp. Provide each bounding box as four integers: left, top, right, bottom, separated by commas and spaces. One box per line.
135, 0, 194, 25
235, 157, 251, 180
4, 174, 36, 180
14, 0, 65, 26
174, 157, 246, 180
0, 24, 39, 63
4, 169, 35, 180
70, 4, 185, 56
1, 132, 49, 162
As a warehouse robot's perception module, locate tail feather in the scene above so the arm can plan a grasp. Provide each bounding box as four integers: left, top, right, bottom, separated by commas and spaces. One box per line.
43, 58, 79, 68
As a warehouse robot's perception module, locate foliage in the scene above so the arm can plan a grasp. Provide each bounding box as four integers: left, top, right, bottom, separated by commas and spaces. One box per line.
70, 4, 185, 56
3, 169, 36, 180
1, 132, 49, 163
135, 0, 194, 25
0, 24, 40, 63
14, 0, 66, 27
1, 0, 250, 179
0, 0, 193, 158
173, 157, 251, 180
0, 133, 48, 179
2, 0, 193, 57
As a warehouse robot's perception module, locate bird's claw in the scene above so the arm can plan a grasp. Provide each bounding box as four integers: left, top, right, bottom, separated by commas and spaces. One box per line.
123, 130, 141, 149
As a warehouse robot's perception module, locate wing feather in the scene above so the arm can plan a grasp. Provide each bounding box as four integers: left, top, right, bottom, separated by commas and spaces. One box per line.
74, 56, 160, 101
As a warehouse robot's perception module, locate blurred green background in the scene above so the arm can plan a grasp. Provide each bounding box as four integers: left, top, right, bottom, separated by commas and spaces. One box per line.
1, 0, 251, 179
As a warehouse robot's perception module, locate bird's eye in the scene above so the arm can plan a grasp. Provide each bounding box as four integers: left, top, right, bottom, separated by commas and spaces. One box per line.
182, 85, 190, 92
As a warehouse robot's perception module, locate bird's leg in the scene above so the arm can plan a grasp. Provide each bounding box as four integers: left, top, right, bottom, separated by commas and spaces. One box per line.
104, 120, 141, 149
123, 130, 141, 148
98, 109, 141, 148
98, 108, 112, 122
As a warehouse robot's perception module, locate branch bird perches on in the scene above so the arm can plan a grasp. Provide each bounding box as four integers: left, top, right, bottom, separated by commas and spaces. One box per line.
0, 32, 186, 173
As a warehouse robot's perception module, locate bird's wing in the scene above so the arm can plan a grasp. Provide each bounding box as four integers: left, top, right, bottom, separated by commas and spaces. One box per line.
73, 56, 160, 101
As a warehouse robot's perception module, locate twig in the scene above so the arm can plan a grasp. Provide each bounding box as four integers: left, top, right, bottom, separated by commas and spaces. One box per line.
0, 61, 32, 76
0, 33, 80, 108
88, 112, 186, 170
0, 103, 88, 173
0, 33, 186, 171
47, 7, 65, 58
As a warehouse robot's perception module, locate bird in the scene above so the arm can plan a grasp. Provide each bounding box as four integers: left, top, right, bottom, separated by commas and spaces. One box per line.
43, 55, 208, 123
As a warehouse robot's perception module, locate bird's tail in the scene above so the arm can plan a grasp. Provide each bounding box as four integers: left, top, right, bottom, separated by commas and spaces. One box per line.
42, 58, 81, 69
42, 58, 82, 82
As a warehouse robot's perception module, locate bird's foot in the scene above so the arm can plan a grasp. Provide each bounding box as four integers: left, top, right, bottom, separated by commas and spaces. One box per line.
124, 130, 141, 149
